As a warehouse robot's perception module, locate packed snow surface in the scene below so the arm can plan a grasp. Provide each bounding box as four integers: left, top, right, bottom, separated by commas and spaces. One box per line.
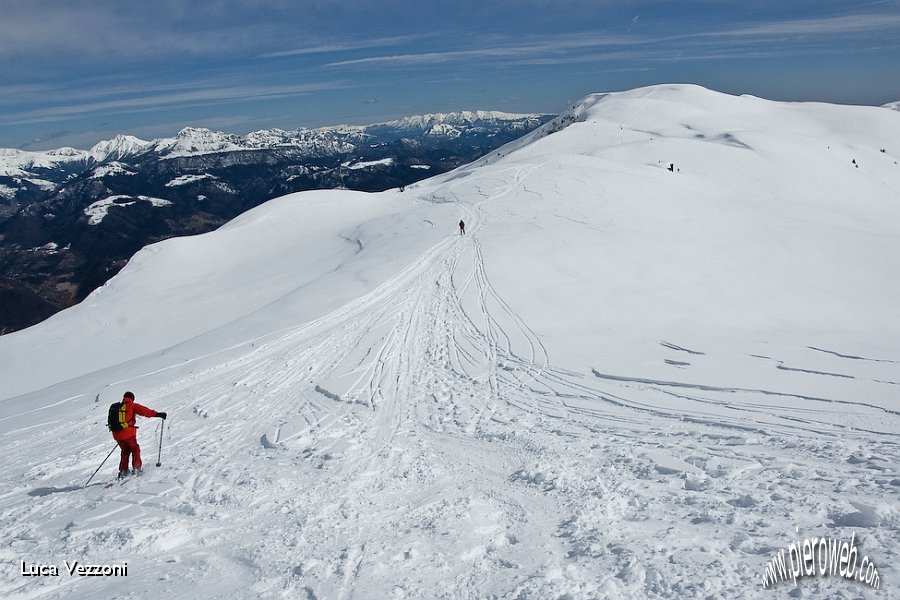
1, 85, 899, 599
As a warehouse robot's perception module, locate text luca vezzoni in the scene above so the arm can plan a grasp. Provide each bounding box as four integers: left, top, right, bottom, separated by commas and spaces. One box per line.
21, 560, 128, 577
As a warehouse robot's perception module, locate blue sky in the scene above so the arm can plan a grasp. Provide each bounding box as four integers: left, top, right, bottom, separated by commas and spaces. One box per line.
2, 0, 899, 150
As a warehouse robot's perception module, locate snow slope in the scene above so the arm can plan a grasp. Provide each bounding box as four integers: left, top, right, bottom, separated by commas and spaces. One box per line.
1, 84, 899, 599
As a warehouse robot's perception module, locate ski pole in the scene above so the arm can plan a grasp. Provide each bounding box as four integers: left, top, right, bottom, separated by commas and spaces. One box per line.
84, 445, 118, 488
156, 418, 165, 467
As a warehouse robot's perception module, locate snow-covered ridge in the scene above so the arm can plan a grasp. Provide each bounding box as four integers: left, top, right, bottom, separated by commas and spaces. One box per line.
149, 127, 247, 159
0, 146, 90, 177
464, 83, 900, 176
147, 112, 546, 159
380, 110, 541, 130
0, 111, 548, 167
0, 137, 151, 178
884, 100, 900, 112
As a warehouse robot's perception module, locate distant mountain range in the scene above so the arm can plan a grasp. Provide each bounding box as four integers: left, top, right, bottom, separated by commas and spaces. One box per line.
0, 111, 553, 334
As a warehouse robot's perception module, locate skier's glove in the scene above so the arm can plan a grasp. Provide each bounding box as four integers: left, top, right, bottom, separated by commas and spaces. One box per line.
158, 412, 167, 420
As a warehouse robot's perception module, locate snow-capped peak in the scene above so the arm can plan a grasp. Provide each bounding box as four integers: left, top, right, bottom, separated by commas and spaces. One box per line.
151, 127, 248, 159
89, 134, 150, 162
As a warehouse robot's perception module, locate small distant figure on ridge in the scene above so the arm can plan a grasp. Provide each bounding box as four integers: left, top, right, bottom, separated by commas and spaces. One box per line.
459, 219, 466, 235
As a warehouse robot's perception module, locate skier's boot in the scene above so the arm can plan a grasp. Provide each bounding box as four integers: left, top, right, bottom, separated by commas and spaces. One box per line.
117, 470, 129, 480
132, 468, 144, 476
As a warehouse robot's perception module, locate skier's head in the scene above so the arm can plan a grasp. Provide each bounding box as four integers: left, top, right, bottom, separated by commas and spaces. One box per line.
123, 391, 135, 400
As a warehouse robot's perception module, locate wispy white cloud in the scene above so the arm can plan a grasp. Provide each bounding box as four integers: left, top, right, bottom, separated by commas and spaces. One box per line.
719, 12, 900, 36
325, 10, 900, 70
0, 81, 353, 127
0, 1, 315, 68
325, 33, 643, 67
259, 35, 431, 58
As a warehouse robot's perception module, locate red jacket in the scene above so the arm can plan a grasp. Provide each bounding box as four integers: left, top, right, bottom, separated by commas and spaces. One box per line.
112, 396, 158, 441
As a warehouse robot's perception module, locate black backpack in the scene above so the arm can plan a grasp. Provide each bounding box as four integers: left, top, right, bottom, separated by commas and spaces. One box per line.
108, 402, 128, 432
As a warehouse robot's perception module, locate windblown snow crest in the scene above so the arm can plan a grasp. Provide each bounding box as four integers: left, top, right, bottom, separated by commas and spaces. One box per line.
1, 85, 899, 599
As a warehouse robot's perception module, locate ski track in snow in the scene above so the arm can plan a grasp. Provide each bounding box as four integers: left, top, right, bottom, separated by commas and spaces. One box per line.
3, 167, 899, 596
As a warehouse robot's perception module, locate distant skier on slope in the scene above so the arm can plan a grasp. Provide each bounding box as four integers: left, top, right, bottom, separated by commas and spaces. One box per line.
459, 219, 465, 235
109, 391, 166, 479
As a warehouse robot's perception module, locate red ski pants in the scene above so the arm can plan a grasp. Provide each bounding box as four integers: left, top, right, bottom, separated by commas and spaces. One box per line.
117, 437, 142, 471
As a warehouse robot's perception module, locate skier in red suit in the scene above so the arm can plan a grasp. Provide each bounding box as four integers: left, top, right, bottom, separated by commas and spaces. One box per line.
112, 392, 166, 478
